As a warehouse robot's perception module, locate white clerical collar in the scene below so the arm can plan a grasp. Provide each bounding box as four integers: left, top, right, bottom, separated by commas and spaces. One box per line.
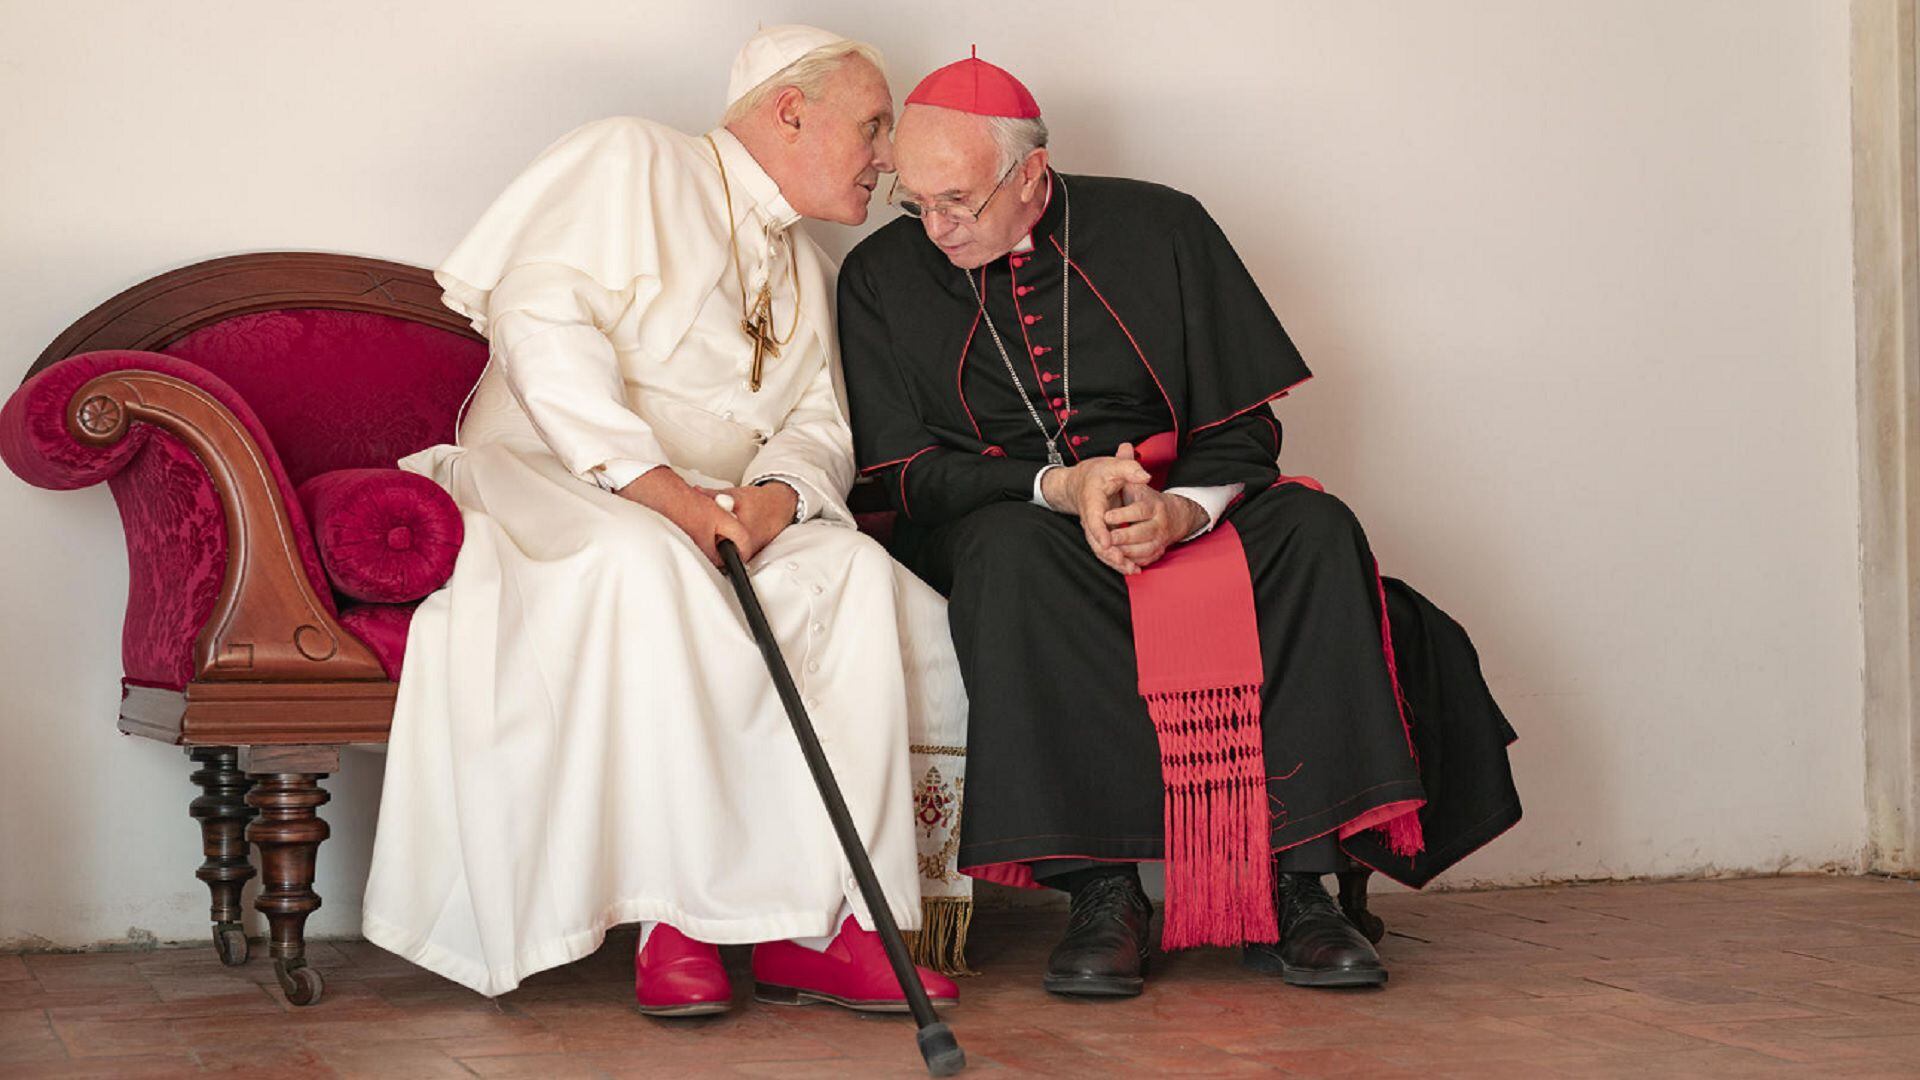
707, 127, 801, 232
1011, 170, 1055, 254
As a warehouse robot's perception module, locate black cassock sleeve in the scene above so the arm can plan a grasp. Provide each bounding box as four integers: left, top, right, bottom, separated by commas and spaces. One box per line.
839, 251, 1045, 525
1163, 194, 1311, 493
1164, 410, 1284, 491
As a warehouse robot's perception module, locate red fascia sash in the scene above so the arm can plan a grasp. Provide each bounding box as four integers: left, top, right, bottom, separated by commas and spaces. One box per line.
1123, 433, 1425, 947
1124, 432, 1276, 948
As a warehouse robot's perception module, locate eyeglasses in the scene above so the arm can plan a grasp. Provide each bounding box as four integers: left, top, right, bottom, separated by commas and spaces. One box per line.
888, 160, 1022, 224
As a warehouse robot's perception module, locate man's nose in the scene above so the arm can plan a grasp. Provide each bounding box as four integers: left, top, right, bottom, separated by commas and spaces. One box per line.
923, 212, 956, 242
873, 135, 896, 174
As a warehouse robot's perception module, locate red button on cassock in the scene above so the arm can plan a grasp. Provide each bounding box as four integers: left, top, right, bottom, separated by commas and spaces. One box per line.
1040, 371, 1058, 382
1023, 314, 1040, 325
1032, 345, 1050, 356
1050, 397, 1064, 408
1071, 435, 1090, 446
1017, 286, 1033, 296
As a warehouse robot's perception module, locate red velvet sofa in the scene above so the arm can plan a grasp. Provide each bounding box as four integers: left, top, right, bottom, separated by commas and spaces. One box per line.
3, 253, 490, 1005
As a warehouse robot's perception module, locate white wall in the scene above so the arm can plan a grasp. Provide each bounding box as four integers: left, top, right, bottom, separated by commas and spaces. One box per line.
0, 0, 1864, 947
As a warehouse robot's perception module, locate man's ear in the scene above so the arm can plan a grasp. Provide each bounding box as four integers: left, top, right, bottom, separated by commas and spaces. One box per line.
1021, 148, 1051, 197
773, 86, 807, 142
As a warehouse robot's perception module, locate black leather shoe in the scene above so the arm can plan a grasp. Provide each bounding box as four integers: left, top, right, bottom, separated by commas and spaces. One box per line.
1043, 872, 1153, 997
1243, 872, 1387, 988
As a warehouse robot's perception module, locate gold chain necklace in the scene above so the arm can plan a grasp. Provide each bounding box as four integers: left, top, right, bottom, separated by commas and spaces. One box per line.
707, 134, 800, 392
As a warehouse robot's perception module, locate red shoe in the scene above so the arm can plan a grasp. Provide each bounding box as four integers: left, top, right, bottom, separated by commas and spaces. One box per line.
634, 924, 731, 1017
752, 915, 960, 1013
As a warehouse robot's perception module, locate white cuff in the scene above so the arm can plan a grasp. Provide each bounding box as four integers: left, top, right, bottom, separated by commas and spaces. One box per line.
592, 459, 656, 493
1032, 464, 1062, 510
1165, 483, 1244, 540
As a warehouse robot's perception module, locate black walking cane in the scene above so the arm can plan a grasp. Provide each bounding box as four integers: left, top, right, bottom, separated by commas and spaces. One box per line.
714, 529, 966, 1078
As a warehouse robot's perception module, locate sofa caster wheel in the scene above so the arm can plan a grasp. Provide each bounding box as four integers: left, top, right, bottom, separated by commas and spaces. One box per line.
276, 958, 325, 1005
214, 922, 249, 966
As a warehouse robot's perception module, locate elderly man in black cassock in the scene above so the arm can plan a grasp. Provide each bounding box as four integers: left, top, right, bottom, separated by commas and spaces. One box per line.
838, 53, 1520, 997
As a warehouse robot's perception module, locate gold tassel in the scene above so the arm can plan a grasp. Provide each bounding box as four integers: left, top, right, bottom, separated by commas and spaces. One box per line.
905, 896, 978, 976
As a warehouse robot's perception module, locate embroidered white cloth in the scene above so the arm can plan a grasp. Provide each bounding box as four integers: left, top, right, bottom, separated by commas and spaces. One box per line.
361, 117, 969, 996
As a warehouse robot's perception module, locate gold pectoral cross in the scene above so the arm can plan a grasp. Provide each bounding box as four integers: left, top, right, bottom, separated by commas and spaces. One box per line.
743, 312, 781, 392
743, 283, 782, 392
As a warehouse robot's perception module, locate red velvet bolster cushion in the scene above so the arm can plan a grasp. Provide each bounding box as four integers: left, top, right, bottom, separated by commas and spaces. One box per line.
297, 468, 462, 603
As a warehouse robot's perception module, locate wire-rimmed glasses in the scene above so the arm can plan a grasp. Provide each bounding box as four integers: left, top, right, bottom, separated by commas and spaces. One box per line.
887, 160, 1022, 224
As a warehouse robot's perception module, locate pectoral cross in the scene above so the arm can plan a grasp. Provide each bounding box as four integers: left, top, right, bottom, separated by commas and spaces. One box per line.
742, 285, 781, 392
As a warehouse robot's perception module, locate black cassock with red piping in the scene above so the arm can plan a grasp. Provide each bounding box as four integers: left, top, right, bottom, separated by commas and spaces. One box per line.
838, 170, 1518, 892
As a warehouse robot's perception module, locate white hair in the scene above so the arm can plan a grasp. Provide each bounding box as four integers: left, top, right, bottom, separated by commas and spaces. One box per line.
722, 40, 885, 127
985, 114, 1049, 174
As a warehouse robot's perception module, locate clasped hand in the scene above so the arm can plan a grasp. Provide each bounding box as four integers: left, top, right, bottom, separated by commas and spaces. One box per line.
1041, 443, 1206, 576
616, 467, 797, 567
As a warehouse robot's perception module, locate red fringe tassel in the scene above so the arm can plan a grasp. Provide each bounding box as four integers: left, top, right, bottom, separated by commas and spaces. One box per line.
1144, 683, 1279, 949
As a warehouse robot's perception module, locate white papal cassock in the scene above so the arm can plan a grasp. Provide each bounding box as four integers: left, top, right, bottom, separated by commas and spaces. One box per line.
360, 117, 969, 997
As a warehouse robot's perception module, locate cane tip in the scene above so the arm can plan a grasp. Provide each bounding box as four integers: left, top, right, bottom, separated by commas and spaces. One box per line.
715, 493, 737, 513
916, 1022, 966, 1076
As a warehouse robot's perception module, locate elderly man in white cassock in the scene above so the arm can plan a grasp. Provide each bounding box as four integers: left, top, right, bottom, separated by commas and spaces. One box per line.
360, 26, 965, 1017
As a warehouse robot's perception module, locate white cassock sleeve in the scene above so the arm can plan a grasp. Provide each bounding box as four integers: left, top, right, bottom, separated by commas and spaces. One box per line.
486, 263, 665, 492
744, 351, 857, 527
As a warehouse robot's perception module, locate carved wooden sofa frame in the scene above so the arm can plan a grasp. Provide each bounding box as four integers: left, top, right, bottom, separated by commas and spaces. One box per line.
8, 253, 485, 1005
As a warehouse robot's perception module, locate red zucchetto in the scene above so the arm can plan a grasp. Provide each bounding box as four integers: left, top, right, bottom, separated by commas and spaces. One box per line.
904, 47, 1041, 118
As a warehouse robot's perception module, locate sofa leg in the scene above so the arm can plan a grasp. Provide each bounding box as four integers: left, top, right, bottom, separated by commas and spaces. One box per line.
243, 746, 337, 1006
187, 747, 256, 966
1337, 867, 1386, 944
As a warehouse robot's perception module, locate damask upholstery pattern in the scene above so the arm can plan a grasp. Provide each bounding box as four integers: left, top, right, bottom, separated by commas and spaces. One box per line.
111, 431, 229, 689
298, 468, 463, 604
0, 351, 148, 490
336, 602, 416, 680
1, 349, 339, 687
163, 310, 488, 486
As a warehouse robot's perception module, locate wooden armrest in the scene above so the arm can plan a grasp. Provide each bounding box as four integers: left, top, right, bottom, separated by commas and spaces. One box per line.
69, 369, 386, 683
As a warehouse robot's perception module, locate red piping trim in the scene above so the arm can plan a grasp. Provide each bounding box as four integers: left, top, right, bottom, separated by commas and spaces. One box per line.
896, 446, 937, 520
859, 447, 938, 476
1256, 412, 1282, 457
1051, 235, 1179, 446
955, 271, 986, 441
1372, 557, 1417, 764
1190, 374, 1314, 437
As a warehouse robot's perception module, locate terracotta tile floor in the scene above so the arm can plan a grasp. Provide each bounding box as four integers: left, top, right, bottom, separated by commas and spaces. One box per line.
4, 875, 1920, 1077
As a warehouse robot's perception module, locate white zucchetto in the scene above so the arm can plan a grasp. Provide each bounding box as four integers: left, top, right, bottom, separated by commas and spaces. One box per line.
725, 24, 848, 109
